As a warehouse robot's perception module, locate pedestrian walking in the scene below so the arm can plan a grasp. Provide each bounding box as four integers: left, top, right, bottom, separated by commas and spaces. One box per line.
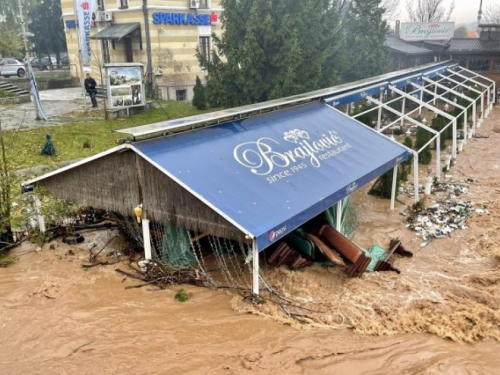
84, 72, 98, 108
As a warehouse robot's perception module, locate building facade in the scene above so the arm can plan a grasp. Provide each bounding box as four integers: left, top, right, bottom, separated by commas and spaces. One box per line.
61, 0, 222, 101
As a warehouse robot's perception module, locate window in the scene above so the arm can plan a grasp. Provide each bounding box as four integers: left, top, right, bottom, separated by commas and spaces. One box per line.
176, 89, 187, 101
199, 0, 210, 8
199, 36, 211, 62
118, 0, 128, 9
97, 0, 104, 10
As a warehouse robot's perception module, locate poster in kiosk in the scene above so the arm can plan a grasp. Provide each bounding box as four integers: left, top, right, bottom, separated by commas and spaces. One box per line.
105, 63, 145, 109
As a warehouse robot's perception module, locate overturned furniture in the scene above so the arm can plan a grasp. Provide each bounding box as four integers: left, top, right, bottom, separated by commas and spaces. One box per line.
269, 223, 413, 277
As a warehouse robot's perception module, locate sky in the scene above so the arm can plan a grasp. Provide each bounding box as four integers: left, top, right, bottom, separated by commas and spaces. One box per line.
398, 0, 497, 26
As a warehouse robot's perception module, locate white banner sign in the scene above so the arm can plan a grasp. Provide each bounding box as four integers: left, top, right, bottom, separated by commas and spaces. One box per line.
76, 0, 95, 64
400, 22, 455, 41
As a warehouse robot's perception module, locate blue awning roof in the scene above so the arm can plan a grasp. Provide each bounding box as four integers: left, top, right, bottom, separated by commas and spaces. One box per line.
132, 102, 410, 251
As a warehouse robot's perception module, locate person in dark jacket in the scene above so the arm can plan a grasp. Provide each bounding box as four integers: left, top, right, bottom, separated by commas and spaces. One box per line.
84, 72, 98, 108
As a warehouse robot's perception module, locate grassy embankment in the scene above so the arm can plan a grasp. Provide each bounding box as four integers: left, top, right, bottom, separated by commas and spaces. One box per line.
2, 101, 210, 227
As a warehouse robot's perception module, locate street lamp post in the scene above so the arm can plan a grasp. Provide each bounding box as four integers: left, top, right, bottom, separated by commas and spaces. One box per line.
17, 0, 40, 120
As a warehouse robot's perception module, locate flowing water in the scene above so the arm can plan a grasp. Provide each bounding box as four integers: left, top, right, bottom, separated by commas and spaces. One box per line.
1, 109, 500, 374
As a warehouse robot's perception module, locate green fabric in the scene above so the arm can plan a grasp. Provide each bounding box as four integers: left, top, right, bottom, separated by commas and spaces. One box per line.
284, 230, 314, 258
161, 225, 197, 267
363, 245, 388, 272
324, 197, 351, 235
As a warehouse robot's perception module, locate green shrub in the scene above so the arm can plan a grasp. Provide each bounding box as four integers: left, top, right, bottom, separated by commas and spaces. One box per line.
175, 288, 189, 302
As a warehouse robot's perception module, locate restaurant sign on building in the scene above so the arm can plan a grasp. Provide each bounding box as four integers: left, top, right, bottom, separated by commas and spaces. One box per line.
400, 22, 455, 41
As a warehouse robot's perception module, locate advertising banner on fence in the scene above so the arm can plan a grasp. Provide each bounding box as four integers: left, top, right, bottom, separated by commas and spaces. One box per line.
76, 0, 95, 64
400, 22, 455, 41
105, 64, 145, 109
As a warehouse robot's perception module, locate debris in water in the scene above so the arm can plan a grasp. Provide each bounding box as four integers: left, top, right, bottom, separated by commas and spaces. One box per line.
406, 200, 473, 243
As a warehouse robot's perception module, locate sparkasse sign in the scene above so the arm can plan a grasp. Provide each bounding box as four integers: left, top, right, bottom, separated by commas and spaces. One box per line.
400, 22, 455, 41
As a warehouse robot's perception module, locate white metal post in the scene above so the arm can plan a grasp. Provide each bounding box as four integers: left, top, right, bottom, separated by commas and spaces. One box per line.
142, 218, 152, 260
346, 103, 350, 114
472, 102, 477, 135
452, 119, 457, 159
400, 96, 406, 127
34, 196, 46, 233
436, 133, 441, 181
414, 153, 419, 204
419, 87, 424, 115
463, 110, 468, 146
390, 165, 398, 211
377, 92, 383, 130
252, 240, 259, 295
336, 200, 343, 232
433, 83, 438, 105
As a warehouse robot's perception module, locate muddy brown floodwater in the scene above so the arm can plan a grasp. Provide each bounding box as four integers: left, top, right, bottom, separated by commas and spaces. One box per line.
1, 109, 500, 374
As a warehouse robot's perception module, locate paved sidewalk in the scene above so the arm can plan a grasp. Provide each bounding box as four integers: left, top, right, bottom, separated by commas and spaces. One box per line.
0, 87, 97, 131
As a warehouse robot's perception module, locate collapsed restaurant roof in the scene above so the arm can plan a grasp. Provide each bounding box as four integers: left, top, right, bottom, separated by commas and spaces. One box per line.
24, 102, 409, 251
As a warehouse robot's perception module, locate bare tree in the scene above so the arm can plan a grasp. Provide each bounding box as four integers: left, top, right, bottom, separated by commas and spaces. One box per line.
482, 4, 500, 24
406, 0, 456, 22
381, 0, 401, 20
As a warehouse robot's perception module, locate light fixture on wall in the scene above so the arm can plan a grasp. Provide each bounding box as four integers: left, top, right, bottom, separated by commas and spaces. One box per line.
133, 204, 143, 223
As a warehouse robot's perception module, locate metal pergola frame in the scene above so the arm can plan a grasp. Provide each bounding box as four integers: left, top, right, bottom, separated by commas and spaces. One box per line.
325, 65, 496, 207
446, 68, 496, 111
422, 77, 478, 136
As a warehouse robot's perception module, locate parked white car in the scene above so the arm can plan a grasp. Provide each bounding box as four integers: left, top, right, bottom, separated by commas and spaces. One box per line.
0, 58, 26, 78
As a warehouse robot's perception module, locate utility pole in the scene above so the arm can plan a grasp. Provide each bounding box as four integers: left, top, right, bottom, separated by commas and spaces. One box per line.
143, 0, 154, 98
478, 0, 483, 26
17, 0, 40, 120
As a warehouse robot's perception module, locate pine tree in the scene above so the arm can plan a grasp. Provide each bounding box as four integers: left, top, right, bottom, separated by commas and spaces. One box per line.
198, 0, 347, 107
28, 0, 67, 64
192, 76, 207, 110
415, 127, 432, 164
343, 0, 389, 82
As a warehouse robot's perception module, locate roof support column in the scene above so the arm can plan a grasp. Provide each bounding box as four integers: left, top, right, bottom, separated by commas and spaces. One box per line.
400, 96, 406, 128
419, 87, 424, 116
377, 92, 383, 131
35, 196, 46, 233
414, 154, 419, 203
142, 218, 152, 260
252, 240, 259, 296
391, 165, 398, 211
336, 200, 343, 231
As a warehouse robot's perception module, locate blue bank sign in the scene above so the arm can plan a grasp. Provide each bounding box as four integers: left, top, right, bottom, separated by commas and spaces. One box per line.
152, 12, 217, 25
